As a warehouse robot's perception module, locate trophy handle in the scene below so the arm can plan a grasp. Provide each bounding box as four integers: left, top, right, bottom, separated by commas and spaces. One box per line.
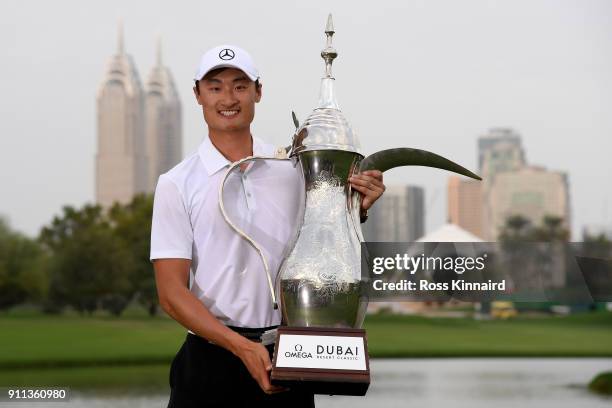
218, 152, 294, 310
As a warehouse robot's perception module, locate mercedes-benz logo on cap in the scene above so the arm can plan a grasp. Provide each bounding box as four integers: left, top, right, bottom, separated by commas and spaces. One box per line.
219, 48, 235, 61
294, 344, 303, 352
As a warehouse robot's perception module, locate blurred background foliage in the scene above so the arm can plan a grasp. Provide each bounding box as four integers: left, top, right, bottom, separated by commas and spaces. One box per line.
1, 200, 611, 317
0, 194, 156, 316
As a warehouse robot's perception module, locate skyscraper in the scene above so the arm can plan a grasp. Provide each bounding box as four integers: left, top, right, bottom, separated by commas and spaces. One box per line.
362, 185, 425, 242
479, 128, 527, 239
96, 25, 147, 208
448, 127, 572, 240
477, 127, 525, 177
487, 166, 571, 240
475, 128, 570, 240
144, 39, 182, 191
447, 176, 483, 238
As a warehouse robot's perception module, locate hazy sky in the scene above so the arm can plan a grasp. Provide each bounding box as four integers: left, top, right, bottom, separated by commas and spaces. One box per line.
1, 0, 611, 238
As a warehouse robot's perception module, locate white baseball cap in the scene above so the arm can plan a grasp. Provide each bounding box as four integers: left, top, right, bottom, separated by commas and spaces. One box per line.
194, 45, 259, 82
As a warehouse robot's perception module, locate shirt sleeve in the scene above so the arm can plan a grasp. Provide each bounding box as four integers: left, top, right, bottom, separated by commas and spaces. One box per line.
150, 175, 194, 261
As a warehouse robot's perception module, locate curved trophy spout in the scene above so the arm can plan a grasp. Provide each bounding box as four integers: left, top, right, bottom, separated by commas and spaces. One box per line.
360, 148, 481, 180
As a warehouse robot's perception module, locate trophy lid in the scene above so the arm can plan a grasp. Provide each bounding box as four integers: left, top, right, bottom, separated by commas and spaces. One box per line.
290, 14, 362, 157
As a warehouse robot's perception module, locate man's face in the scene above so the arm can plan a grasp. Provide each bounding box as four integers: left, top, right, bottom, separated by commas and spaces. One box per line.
194, 68, 262, 133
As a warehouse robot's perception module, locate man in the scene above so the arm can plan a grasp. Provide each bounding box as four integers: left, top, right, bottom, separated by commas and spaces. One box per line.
151, 45, 385, 407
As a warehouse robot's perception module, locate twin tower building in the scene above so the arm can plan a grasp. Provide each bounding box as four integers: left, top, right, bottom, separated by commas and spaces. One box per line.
95, 27, 182, 208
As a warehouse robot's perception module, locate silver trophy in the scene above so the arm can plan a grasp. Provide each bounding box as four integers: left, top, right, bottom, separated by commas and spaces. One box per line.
220, 14, 480, 395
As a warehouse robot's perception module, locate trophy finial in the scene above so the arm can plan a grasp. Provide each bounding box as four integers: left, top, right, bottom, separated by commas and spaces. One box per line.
321, 13, 338, 78
325, 13, 334, 34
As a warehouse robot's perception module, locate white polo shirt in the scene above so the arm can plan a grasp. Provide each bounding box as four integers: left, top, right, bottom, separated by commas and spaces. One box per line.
150, 135, 302, 328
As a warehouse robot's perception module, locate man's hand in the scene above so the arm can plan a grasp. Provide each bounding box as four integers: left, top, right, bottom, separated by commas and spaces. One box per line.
233, 337, 287, 394
350, 170, 385, 211
155, 260, 286, 395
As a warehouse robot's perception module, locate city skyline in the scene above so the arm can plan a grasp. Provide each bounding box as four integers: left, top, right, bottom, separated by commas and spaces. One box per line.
449, 128, 571, 240
1, 1, 611, 238
96, 25, 182, 207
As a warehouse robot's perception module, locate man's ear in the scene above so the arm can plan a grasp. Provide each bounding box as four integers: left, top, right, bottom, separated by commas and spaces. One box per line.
193, 85, 203, 106
255, 84, 262, 103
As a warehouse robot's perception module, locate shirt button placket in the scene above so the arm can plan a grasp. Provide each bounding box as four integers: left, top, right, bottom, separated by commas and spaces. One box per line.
242, 174, 251, 210
243, 172, 257, 212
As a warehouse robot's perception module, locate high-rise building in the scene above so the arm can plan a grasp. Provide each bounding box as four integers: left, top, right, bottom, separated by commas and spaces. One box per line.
96, 26, 182, 207
362, 185, 424, 242
487, 166, 571, 240
449, 127, 572, 240
96, 25, 147, 208
479, 128, 527, 239
448, 176, 483, 238
144, 39, 182, 191
478, 127, 525, 177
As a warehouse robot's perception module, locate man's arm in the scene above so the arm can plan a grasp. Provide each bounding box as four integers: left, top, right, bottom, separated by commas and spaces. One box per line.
154, 259, 285, 394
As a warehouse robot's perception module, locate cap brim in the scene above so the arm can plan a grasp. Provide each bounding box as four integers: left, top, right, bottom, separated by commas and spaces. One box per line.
194, 63, 259, 82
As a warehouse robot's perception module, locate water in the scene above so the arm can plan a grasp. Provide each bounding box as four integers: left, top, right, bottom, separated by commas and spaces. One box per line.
318, 358, 612, 408
3, 359, 611, 407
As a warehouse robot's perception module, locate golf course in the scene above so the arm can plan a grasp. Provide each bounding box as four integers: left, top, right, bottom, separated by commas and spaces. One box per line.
1, 310, 611, 390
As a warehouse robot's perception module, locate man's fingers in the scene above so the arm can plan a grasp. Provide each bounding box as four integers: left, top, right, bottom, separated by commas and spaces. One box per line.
259, 371, 273, 391
259, 363, 289, 394
361, 170, 383, 179
248, 343, 289, 394
352, 185, 377, 209
253, 360, 281, 394
259, 347, 273, 369
350, 178, 385, 192
350, 174, 384, 187
360, 170, 383, 184
350, 184, 370, 194
351, 175, 386, 211
259, 363, 288, 394
265, 386, 289, 394
351, 184, 384, 198
356, 170, 385, 192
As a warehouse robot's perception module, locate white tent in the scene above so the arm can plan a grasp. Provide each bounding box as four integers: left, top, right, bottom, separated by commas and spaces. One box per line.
416, 223, 484, 242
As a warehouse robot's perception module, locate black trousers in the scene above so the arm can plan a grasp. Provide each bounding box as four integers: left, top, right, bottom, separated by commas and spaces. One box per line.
167, 333, 315, 407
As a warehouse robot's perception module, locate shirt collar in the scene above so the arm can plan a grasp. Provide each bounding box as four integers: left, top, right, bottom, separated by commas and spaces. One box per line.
198, 134, 266, 176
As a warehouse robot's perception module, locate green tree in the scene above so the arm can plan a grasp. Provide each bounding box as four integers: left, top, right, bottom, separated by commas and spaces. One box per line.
499, 214, 570, 242
0, 217, 47, 309
499, 214, 532, 242
109, 194, 158, 316
532, 215, 570, 242
39, 205, 133, 315
498, 214, 571, 293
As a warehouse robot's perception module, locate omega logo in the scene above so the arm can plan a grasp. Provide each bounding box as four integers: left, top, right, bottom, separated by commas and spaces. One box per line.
285, 343, 312, 359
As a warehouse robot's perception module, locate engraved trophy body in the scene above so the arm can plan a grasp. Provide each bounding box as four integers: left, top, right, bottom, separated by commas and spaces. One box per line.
279, 72, 366, 329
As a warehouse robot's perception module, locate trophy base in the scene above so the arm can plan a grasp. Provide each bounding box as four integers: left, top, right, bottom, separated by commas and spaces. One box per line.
271, 327, 370, 396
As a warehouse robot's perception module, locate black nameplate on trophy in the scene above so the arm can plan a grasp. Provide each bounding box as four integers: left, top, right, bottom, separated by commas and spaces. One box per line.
270, 327, 370, 396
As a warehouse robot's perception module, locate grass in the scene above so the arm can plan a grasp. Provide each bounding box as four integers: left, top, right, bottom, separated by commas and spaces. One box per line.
0, 311, 611, 370
0, 314, 185, 369
364, 312, 612, 357
1, 311, 610, 390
